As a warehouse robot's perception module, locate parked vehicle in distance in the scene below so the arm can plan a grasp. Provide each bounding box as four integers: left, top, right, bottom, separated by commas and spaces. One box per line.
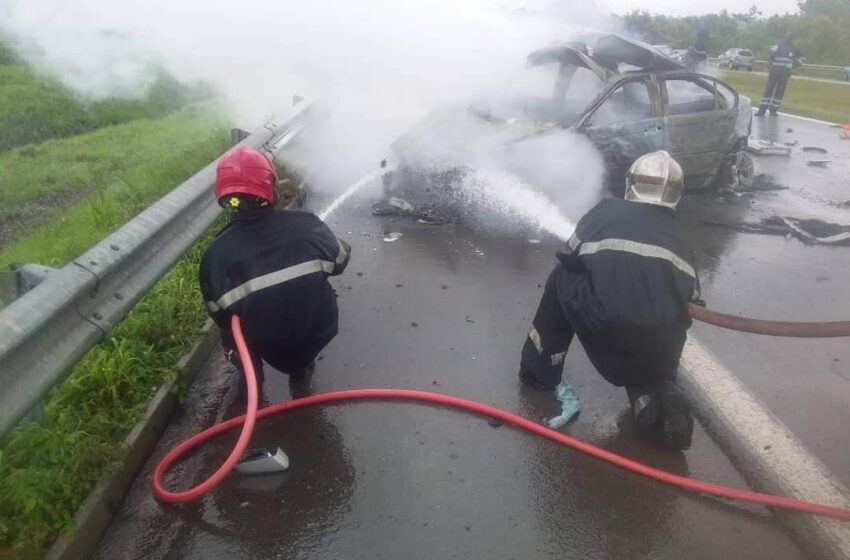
718, 48, 755, 71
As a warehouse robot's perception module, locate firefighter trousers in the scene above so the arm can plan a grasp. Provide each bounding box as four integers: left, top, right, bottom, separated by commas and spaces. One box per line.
758, 66, 792, 114
519, 266, 680, 393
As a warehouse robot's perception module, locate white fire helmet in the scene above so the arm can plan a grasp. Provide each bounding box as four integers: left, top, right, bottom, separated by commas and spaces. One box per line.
624, 150, 684, 209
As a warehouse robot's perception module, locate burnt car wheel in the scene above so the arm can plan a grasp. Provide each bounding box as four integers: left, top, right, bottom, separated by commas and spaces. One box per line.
714, 148, 753, 190
724, 151, 754, 190
734, 152, 754, 189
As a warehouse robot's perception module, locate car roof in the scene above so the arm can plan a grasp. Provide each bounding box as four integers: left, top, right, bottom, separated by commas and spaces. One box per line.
527, 33, 685, 80
615, 69, 712, 79
609, 69, 740, 89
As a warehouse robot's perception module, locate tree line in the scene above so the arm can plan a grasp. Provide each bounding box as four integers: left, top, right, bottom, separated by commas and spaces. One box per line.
620, 0, 850, 66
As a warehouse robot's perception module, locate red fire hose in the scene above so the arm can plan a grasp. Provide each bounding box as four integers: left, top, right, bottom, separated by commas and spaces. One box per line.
687, 303, 850, 338
152, 314, 850, 521
152, 316, 259, 502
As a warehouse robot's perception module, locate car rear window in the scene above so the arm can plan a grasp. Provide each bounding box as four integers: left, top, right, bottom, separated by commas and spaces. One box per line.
739, 50, 753, 57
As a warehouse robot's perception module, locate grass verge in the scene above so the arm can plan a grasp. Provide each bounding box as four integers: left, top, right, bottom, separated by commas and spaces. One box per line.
719, 70, 850, 123
0, 238, 216, 560
0, 43, 211, 152
0, 103, 228, 260
0, 105, 230, 557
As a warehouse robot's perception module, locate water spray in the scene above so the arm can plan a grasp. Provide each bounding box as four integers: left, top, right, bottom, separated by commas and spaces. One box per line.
457, 168, 577, 240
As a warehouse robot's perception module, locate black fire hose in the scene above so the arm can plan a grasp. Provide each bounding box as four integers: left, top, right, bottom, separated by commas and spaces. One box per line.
688, 303, 850, 338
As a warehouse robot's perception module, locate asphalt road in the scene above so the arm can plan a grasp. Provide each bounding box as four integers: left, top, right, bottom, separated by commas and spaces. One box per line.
684, 113, 850, 485
93, 113, 849, 560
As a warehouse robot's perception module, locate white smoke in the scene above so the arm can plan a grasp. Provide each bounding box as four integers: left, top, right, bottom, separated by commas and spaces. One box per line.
1, 0, 611, 223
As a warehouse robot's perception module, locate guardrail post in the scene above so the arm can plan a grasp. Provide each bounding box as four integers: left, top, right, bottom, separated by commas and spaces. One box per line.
0, 263, 56, 308
230, 128, 251, 145
0, 263, 57, 426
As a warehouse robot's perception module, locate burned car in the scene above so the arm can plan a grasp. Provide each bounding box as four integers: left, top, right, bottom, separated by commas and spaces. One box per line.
380, 34, 752, 218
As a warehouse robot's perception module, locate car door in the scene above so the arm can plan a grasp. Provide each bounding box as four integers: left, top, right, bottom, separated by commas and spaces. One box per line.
577, 78, 664, 185
660, 75, 737, 181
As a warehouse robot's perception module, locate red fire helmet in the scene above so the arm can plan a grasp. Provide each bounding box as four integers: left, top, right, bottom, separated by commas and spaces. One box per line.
215, 147, 278, 205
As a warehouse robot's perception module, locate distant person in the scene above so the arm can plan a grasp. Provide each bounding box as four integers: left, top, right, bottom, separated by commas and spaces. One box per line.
199, 146, 351, 402
756, 32, 804, 116
682, 26, 709, 71
519, 151, 700, 451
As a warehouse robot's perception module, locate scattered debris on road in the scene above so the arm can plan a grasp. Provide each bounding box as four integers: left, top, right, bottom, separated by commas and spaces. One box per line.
372, 196, 450, 225
775, 217, 850, 245
383, 232, 403, 242
702, 216, 850, 245
745, 139, 791, 156
802, 146, 828, 154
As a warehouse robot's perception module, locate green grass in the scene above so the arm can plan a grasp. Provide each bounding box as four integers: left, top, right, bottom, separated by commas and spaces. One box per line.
0, 63, 94, 151
0, 43, 211, 152
0, 103, 229, 261
0, 96, 231, 557
0, 239, 215, 560
720, 70, 850, 123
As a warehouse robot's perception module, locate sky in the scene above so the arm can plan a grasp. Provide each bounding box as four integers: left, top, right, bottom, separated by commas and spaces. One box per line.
598, 0, 800, 17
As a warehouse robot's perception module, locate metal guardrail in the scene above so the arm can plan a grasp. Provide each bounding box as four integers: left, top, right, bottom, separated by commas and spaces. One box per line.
0, 103, 312, 440
708, 58, 848, 81
708, 57, 846, 71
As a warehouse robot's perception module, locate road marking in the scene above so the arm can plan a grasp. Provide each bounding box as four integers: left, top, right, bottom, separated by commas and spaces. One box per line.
680, 336, 850, 558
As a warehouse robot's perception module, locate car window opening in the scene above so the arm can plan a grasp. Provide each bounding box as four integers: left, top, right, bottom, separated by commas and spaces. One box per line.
591, 81, 653, 127
665, 78, 721, 115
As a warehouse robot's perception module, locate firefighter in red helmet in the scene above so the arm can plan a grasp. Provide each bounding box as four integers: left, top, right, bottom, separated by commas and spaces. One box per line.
199, 147, 351, 402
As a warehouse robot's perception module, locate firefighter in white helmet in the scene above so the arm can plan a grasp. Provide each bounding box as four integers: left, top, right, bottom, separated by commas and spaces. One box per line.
519, 151, 700, 450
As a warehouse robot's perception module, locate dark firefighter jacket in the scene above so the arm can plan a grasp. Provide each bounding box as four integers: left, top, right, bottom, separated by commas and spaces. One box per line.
556, 198, 699, 386
199, 209, 351, 373
770, 39, 803, 70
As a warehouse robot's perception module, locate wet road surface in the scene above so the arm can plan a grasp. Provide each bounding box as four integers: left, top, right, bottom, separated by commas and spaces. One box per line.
681, 113, 850, 485
94, 113, 849, 559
